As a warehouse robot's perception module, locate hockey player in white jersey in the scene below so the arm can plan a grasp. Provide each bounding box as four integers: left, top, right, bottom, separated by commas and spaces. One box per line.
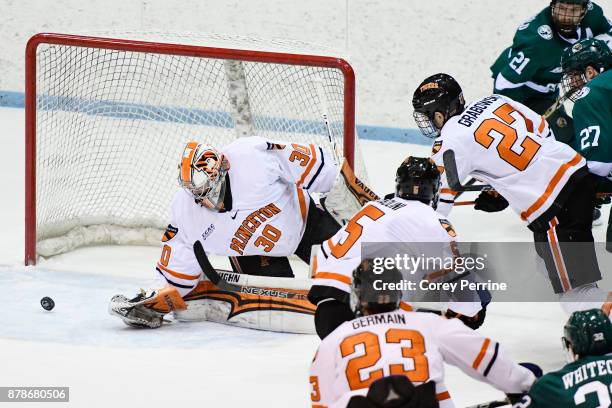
110, 136, 341, 328
412, 73, 605, 315
308, 157, 487, 339
309, 260, 539, 408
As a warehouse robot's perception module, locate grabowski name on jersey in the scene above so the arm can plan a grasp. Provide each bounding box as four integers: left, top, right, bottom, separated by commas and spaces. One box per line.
457, 96, 501, 127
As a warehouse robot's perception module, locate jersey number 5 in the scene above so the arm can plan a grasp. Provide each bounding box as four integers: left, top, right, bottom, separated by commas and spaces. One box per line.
474, 103, 541, 171
328, 206, 385, 259
340, 329, 430, 390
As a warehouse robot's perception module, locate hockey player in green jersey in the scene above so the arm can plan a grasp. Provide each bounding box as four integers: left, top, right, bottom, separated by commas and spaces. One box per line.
491, 0, 611, 143
512, 309, 612, 407
561, 37, 612, 249
561, 38, 612, 181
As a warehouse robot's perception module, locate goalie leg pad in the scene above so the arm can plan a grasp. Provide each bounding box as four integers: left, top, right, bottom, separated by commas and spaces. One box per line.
176, 280, 316, 334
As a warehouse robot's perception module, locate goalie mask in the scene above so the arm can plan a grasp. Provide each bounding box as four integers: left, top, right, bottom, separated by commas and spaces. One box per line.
412, 73, 465, 139
561, 38, 612, 100
550, 0, 589, 38
350, 259, 403, 317
178, 141, 230, 211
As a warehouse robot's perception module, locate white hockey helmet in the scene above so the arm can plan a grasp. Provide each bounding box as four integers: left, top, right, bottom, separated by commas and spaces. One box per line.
178, 141, 230, 211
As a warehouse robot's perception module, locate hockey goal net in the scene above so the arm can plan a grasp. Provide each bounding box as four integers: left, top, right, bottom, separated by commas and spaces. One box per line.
25, 32, 366, 265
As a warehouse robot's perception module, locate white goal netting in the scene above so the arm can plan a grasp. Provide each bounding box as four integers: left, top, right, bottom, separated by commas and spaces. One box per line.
29, 32, 367, 260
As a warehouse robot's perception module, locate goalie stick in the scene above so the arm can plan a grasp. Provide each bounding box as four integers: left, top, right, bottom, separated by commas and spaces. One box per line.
442, 150, 494, 192
193, 241, 308, 300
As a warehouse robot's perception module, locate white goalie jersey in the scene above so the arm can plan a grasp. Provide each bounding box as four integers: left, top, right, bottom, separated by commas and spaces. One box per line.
432, 94, 586, 224
309, 309, 536, 408
156, 136, 338, 296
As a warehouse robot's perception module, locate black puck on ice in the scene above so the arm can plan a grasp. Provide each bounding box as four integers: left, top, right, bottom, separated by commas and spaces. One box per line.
41, 296, 55, 311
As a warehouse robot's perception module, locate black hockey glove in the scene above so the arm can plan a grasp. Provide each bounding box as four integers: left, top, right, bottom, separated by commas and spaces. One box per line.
445, 306, 487, 330
474, 191, 509, 213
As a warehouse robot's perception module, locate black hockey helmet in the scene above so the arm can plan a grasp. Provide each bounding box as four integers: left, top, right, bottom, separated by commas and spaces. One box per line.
412, 73, 465, 138
550, 0, 589, 37
395, 156, 441, 205
351, 259, 403, 317
562, 309, 612, 360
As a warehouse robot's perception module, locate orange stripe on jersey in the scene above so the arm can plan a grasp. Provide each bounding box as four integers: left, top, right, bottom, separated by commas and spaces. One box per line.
312, 405, 328, 408
314, 272, 351, 285
440, 188, 458, 196
520, 153, 583, 221
297, 144, 317, 187
472, 338, 491, 370
538, 116, 546, 134
548, 218, 571, 292
157, 263, 200, 281
297, 187, 307, 223
436, 391, 451, 401
311, 256, 318, 278
399, 302, 413, 312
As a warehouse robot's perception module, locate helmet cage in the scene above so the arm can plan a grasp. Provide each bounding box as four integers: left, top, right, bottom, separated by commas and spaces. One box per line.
551, 0, 588, 37
561, 70, 588, 101
178, 142, 229, 210
413, 111, 440, 139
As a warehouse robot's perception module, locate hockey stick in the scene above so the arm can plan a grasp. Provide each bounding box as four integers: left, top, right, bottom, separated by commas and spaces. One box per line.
464, 399, 509, 408
442, 150, 494, 192
316, 79, 342, 165
193, 241, 308, 300
454, 178, 478, 200
543, 88, 578, 119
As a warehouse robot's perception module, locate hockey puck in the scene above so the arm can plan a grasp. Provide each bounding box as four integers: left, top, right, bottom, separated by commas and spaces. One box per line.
41, 297, 55, 311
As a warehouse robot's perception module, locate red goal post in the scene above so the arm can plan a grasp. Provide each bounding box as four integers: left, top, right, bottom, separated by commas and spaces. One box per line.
25, 33, 358, 265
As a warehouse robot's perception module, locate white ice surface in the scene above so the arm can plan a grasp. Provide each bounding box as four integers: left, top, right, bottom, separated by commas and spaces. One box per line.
1, 106, 611, 407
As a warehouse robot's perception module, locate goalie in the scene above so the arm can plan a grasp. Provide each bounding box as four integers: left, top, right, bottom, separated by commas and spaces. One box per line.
109, 136, 350, 328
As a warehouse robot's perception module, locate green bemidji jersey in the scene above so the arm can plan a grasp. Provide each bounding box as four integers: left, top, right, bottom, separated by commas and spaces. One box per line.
571, 69, 612, 192
491, 3, 611, 114
523, 354, 612, 408
572, 69, 612, 163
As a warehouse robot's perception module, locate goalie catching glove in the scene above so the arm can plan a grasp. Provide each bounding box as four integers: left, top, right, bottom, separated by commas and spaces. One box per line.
108, 287, 186, 328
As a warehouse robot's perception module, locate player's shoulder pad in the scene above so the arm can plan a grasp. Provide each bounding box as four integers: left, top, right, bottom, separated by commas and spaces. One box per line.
584, 1, 607, 23
512, 8, 555, 48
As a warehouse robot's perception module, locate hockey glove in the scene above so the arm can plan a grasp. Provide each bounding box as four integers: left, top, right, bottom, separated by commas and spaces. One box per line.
474, 191, 509, 213
445, 305, 487, 330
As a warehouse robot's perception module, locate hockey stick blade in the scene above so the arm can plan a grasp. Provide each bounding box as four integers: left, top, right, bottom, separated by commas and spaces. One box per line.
442, 150, 493, 192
